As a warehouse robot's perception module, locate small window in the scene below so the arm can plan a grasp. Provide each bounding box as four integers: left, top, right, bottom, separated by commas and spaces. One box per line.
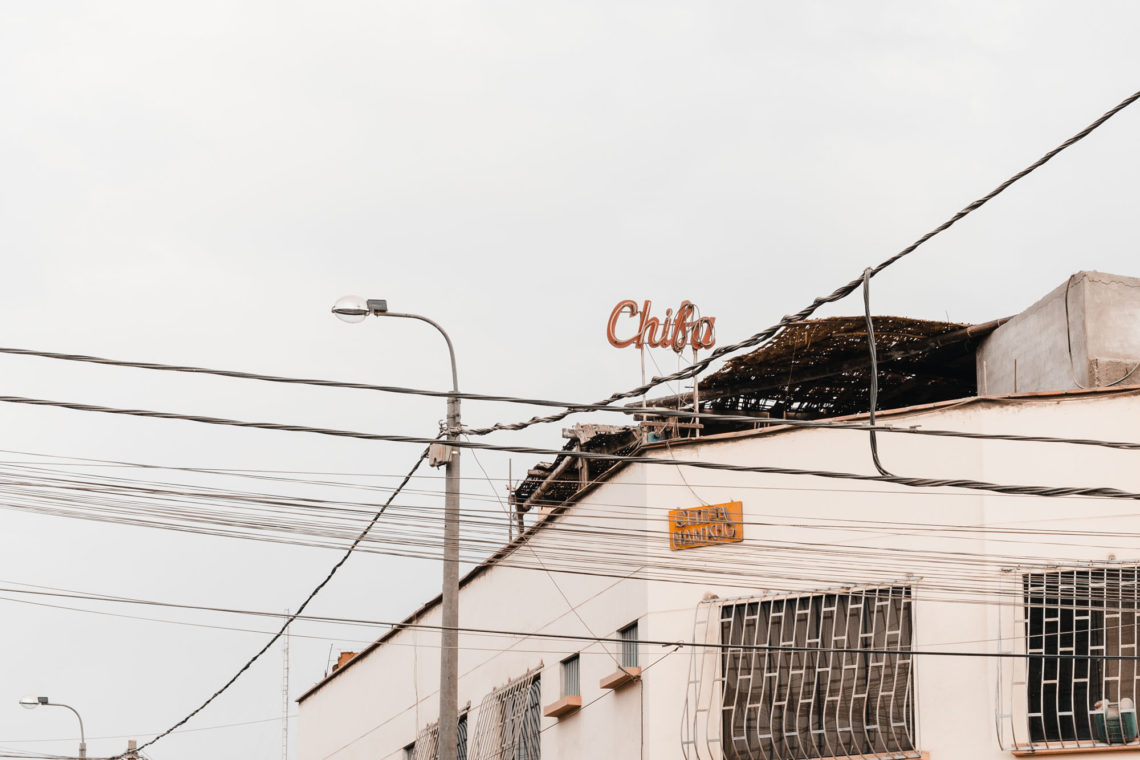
561, 654, 581, 697
619, 621, 639, 668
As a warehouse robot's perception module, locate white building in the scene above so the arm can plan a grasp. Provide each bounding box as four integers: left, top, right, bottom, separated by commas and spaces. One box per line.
299, 271, 1140, 760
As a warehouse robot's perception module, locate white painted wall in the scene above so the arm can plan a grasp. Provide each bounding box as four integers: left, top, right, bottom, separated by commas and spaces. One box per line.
299, 388, 1140, 760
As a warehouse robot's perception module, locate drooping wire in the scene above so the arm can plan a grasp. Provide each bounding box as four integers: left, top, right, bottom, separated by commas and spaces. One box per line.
114, 445, 432, 758
863, 268, 893, 477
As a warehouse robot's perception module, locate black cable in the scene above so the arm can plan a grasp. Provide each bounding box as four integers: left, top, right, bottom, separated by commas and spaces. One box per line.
2, 394, 1140, 503
0, 581, 1133, 663
4, 348, 1140, 451
863, 268, 893, 477
112, 445, 432, 758
0, 92, 1137, 446
464, 86, 1140, 437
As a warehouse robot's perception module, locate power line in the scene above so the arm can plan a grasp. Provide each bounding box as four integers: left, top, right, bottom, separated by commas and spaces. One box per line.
3, 454, 1138, 594
5, 443, 1140, 506
1, 576, 1136, 659
113, 445, 432, 759
2, 394, 1139, 503
9, 462, 1140, 606
5, 346, 1140, 453
464, 86, 1140, 436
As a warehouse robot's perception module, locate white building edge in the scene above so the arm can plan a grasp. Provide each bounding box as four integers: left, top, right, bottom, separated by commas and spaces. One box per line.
298, 271, 1140, 760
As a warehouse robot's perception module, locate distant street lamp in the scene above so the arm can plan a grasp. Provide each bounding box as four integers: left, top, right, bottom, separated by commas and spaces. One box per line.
20, 695, 86, 759
332, 295, 461, 760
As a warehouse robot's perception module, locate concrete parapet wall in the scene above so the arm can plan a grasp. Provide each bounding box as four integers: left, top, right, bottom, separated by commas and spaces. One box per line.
977, 270, 1140, 395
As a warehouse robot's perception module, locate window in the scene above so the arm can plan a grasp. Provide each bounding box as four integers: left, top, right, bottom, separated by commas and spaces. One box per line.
409, 713, 468, 760
1024, 568, 1140, 747
469, 673, 540, 760
719, 586, 915, 760
561, 655, 580, 698
619, 622, 639, 669
457, 712, 468, 760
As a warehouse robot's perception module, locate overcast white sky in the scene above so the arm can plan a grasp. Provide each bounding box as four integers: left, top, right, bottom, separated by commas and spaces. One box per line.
1, 2, 1138, 758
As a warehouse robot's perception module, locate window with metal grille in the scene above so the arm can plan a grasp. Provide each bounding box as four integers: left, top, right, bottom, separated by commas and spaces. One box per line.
561, 655, 580, 698
619, 622, 639, 669
720, 586, 915, 760
410, 712, 469, 760
469, 672, 541, 760
1024, 568, 1140, 747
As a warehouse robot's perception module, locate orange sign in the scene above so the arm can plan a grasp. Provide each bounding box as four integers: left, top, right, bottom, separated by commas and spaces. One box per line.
607, 300, 716, 353
668, 501, 743, 550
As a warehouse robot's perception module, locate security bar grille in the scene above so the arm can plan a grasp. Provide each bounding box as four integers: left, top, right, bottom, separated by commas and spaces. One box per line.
714, 586, 916, 760
469, 672, 541, 760
411, 724, 437, 760
1019, 567, 1140, 750
620, 622, 640, 669
409, 713, 468, 760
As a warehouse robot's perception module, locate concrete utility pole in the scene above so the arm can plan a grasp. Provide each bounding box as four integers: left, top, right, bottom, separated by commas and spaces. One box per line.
332, 296, 462, 760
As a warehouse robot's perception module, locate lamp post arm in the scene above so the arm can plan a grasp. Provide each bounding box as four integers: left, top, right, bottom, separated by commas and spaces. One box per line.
381, 311, 460, 406
46, 702, 85, 756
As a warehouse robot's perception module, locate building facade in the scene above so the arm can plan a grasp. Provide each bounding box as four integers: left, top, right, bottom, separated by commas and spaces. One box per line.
298, 272, 1140, 760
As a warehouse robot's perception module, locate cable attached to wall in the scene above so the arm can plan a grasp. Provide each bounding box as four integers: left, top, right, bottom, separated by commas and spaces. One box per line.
1064, 274, 1140, 390
863, 268, 894, 477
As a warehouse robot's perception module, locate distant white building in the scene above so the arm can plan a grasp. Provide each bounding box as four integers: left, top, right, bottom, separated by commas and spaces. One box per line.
298, 271, 1140, 760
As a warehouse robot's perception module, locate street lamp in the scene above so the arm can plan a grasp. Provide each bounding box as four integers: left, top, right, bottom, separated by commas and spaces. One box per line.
19, 695, 86, 759
332, 295, 461, 760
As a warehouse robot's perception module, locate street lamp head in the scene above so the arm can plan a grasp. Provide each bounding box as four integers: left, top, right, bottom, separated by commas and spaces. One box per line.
331, 295, 369, 324
332, 296, 389, 324
19, 696, 47, 709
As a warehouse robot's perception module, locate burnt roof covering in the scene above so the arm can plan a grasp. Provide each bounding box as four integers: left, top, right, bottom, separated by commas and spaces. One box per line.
692, 316, 1004, 425
510, 427, 639, 512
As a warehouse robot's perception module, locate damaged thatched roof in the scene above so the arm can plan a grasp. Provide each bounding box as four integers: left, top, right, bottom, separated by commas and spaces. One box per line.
692, 315, 1004, 423
509, 426, 640, 514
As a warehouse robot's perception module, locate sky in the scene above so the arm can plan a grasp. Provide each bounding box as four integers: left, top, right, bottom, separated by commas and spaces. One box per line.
0, 2, 1139, 758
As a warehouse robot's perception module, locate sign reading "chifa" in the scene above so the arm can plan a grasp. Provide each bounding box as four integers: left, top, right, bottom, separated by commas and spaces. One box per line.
606, 300, 716, 353
668, 501, 743, 551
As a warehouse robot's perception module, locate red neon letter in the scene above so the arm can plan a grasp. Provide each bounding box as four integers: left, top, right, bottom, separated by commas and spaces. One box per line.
696, 317, 716, 349
606, 300, 640, 348
673, 301, 695, 352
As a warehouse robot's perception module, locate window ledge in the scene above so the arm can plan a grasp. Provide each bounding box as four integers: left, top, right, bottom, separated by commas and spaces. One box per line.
542, 695, 581, 719
1012, 744, 1140, 756
599, 666, 641, 690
